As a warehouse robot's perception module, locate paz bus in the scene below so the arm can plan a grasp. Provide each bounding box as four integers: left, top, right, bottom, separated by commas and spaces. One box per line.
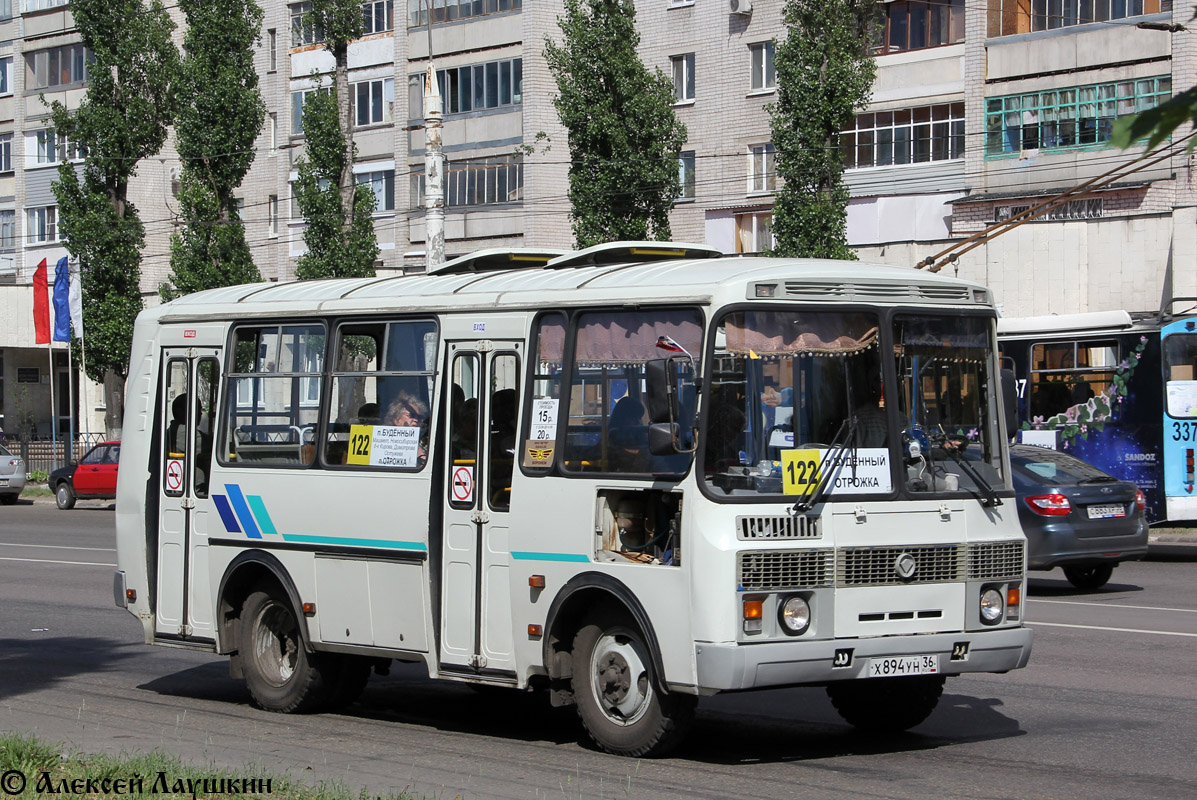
113, 242, 1033, 756
999, 304, 1197, 524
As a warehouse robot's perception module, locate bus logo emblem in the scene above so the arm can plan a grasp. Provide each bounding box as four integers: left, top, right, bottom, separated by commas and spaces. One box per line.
894, 553, 917, 581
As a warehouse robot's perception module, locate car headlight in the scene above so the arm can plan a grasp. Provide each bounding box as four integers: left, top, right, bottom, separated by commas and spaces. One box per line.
980, 588, 1004, 624
779, 595, 811, 635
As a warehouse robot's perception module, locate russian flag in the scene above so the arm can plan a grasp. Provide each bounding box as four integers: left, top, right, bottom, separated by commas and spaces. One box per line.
52, 257, 70, 342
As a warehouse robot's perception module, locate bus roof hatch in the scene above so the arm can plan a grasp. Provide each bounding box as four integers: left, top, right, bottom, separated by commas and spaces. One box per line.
545, 241, 723, 269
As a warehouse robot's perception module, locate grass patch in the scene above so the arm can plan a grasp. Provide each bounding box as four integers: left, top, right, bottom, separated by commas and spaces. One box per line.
19, 487, 53, 499
0, 733, 420, 799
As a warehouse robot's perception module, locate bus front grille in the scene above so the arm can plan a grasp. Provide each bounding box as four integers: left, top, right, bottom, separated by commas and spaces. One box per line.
737, 514, 821, 540
837, 545, 965, 586
737, 549, 834, 591
967, 540, 1025, 580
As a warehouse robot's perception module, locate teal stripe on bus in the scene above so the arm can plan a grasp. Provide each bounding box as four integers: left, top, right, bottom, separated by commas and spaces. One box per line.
281, 534, 428, 551
246, 495, 278, 536
510, 551, 590, 563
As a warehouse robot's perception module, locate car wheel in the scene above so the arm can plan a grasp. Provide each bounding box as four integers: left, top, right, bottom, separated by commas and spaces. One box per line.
55, 482, 76, 510
239, 588, 338, 713
0, 493, 17, 505
827, 675, 945, 733
1063, 564, 1114, 590
571, 609, 695, 757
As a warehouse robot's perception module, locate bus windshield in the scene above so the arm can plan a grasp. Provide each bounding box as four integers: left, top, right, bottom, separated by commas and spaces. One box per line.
703, 309, 1004, 499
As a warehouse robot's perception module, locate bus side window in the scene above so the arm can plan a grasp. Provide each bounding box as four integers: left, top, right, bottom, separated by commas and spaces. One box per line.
489, 354, 519, 510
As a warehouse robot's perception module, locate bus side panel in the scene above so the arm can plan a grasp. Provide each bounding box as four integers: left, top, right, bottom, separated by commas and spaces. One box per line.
115, 315, 163, 642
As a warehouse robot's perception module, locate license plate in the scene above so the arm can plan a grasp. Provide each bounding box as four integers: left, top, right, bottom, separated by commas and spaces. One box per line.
0, 478, 8, 487
865, 654, 939, 678
1087, 504, 1126, 519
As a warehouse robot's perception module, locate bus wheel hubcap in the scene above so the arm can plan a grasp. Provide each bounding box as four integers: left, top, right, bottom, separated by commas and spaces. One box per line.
591, 631, 651, 726
253, 603, 298, 685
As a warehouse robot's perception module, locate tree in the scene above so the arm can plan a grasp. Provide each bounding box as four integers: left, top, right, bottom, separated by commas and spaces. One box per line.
293, 0, 378, 279
545, 0, 687, 248
293, 88, 379, 279
769, 0, 877, 259
161, 0, 267, 301
50, 0, 179, 436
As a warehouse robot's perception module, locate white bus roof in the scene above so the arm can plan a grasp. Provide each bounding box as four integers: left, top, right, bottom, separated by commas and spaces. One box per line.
150, 253, 993, 323
997, 310, 1136, 337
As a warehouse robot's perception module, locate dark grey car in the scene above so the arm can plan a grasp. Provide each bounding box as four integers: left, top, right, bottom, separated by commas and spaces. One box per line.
1010, 444, 1148, 590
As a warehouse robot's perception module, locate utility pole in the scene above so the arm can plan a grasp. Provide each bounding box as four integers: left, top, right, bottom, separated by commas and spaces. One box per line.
423, 6, 444, 270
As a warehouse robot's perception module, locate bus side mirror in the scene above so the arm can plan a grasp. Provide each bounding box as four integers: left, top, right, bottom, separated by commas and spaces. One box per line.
645, 358, 678, 425
1001, 368, 1018, 440
648, 423, 679, 456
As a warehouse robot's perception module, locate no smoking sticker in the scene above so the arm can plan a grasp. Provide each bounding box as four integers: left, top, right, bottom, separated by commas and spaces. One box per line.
165, 458, 184, 493
452, 465, 474, 503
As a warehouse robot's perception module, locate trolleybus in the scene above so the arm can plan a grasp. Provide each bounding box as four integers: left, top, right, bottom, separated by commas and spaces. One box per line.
114, 242, 1033, 756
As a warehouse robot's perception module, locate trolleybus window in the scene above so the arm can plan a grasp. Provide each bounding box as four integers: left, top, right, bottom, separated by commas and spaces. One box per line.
324, 319, 437, 468
562, 308, 701, 476
1164, 333, 1197, 418
222, 324, 326, 466
704, 309, 883, 496
1029, 339, 1118, 420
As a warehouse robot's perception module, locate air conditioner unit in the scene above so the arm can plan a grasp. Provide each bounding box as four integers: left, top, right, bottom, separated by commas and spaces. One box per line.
730, 0, 752, 15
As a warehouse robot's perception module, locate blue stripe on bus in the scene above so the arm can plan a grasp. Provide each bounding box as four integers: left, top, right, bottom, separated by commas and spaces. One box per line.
224, 484, 261, 539
247, 495, 278, 536
281, 534, 428, 551
212, 494, 241, 534
510, 551, 590, 563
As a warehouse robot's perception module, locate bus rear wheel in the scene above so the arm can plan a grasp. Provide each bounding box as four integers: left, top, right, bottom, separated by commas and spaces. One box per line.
239, 588, 335, 713
827, 675, 945, 733
571, 610, 695, 757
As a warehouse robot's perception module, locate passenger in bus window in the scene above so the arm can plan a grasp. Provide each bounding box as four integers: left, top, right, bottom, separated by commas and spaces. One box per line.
168, 394, 189, 457
385, 391, 429, 465
608, 396, 649, 472
853, 383, 888, 448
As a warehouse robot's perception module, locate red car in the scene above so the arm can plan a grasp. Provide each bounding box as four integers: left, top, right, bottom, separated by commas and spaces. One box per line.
49, 441, 121, 509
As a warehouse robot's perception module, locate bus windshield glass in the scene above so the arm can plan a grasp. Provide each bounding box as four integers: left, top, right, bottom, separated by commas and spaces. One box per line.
895, 314, 1004, 495
704, 309, 884, 497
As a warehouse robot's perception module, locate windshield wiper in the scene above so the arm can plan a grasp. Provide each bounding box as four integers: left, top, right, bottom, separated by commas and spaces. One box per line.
792, 418, 855, 514
936, 437, 1002, 508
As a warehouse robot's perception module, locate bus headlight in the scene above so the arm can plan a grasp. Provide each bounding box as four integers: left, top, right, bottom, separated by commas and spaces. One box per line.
779, 595, 811, 635
980, 588, 1004, 624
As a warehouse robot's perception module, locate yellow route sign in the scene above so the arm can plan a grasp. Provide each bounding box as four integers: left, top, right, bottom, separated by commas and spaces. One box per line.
782, 449, 823, 495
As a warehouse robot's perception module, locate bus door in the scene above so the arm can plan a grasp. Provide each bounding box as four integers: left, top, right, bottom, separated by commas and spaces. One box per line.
155, 348, 221, 641
440, 342, 523, 677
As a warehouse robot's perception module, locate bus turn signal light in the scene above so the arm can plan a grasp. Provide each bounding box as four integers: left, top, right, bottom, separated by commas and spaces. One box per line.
527, 624, 542, 638
125, 589, 136, 602
302, 602, 316, 615
528, 575, 545, 589
743, 600, 763, 619
1007, 587, 1021, 608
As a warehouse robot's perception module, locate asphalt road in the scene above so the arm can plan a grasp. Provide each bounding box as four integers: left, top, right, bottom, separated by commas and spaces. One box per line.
1, 500, 1195, 799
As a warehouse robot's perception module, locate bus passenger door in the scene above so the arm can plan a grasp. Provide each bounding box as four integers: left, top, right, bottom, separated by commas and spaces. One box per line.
440, 342, 522, 678
154, 348, 221, 642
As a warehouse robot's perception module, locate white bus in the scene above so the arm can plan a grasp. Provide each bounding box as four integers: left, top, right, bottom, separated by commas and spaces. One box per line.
114, 242, 1032, 756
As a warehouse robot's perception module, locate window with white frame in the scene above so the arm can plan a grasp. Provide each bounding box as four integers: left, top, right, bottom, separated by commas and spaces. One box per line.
354, 78, 394, 126
31, 130, 86, 166
749, 42, 775, 92
0, 135, 11, 173
988, 0, 1161, 37
0, 209, 15, 249
418, 58, 523, 116
407, 0, 522, 28
357, 169, 395, 211
842, 102, 965, 168
27, 44, 90, 91
291, 2, 324, 47
21, 0, 68, 11
26, 206, 57, 244
678, 151, 695, 201
268, 195, 279, 236
363, 0, 394, 33
411, 156, 523, 208
672, 54, 695, 103
736, 211, 774, 254
291, 87, 330, 135
748, 144, 775, 194
268, 29, 277, 72
0, 57, 11, 96
0, 1, 12, 20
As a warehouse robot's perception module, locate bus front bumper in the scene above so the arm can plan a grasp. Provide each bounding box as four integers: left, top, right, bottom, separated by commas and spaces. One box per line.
694, 626, 1033, 691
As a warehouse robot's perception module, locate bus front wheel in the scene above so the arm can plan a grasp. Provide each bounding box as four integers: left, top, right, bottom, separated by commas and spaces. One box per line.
571, 610, 695, 757
827, 675, 945, 733
239, 588, 335, 713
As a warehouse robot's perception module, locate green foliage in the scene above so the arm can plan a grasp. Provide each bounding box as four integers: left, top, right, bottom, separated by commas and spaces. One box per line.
293, 88, 378, 280
545, 0, 687, 248
50, 0, 179, 399
770, 0, 877, 259
306, 0, 364, 51
1111, 84, 1197, 151
162, 0, 267, 301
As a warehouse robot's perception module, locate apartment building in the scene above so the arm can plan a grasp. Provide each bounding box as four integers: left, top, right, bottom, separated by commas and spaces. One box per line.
0, 0, 1191, 433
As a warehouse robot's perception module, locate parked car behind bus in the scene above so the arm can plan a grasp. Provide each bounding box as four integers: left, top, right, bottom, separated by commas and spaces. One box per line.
49, 441, 121, 509
0, 443, 25, 505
